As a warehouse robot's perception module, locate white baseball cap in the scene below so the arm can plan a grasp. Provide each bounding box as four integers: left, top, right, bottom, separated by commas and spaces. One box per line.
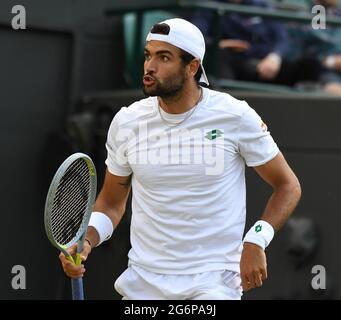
146, 18, 209, 86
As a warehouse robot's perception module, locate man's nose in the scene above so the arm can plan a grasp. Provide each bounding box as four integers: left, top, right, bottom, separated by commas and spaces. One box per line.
144, 58, 157, 74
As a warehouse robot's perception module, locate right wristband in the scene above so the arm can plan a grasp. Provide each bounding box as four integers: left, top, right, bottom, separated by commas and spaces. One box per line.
243, 220, 275, 250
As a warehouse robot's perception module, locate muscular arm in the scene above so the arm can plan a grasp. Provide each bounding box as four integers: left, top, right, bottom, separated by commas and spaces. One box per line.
85, 168, 132, 248
240, 151, 301, 291
254, 151, 301, 231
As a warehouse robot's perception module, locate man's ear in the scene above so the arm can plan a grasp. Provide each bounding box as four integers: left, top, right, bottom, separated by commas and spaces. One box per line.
189, 59, 200, 78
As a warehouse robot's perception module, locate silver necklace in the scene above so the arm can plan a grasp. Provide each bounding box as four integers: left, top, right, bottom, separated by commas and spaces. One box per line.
158, 88, 203, 127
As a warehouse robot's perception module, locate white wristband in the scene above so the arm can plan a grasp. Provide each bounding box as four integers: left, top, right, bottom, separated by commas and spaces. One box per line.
88, 211, 114, 246
243, 220, 274, 250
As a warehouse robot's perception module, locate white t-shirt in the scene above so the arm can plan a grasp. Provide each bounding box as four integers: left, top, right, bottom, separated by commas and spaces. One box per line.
105, 87, 279, 274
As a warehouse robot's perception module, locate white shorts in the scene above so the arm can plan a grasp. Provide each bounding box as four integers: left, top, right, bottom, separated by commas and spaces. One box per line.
114, 265, 243, 300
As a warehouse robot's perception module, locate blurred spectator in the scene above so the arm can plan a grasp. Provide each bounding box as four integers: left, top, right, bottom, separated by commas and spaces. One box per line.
312, 0, 341, 95
191, 0, 318, 85
287, 0, 341, 95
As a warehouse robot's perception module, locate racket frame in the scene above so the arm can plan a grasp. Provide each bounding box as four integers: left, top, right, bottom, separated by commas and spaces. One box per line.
44, 152, 97, 299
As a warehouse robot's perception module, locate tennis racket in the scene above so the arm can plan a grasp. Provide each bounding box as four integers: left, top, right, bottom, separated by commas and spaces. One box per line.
44, 152, 97, 300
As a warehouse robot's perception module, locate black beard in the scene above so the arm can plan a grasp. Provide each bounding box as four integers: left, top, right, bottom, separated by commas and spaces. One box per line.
142, 72, 186, 98
143, 81, 183, 98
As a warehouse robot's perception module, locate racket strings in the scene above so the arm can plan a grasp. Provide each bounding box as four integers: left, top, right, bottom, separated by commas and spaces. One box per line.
52, 160, 89, 241
52, 162, 89, 243
51, 160, 88, 225
50, 159, 91, 245
51, 172, 88, 242
51, 180, 86, 223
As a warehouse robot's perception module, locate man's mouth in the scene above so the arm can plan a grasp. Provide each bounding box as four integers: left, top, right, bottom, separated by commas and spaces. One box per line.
143, 75, 156, 87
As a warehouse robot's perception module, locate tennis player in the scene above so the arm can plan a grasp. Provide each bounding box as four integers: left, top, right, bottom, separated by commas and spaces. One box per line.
59, 18, 301, 300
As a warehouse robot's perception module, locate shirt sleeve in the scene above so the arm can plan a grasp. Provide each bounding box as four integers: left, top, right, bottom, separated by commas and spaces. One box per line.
267, 19, 290, 58
105, 112, 133, 176
238, 106, 279, 167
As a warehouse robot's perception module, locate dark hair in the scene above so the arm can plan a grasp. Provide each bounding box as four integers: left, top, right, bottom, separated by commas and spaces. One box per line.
150, 23, 170, 35
149, 23, 203, 84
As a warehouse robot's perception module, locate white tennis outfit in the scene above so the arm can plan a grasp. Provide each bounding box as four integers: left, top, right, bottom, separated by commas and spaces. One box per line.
106, 87, 279, 299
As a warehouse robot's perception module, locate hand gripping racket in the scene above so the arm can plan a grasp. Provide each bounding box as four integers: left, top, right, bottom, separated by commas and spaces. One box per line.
44, 152, 97, 300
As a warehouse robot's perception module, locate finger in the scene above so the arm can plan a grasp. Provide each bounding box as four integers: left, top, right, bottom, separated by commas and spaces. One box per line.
60, 243, 78, 259
242, 280, 252, 292
59, 252, 82, 272
67, 266, 85, 277
253, 272, 263, 287
60, 252, 76, 267
241, 280, 249, 292
67, 243, 78, 256
59, 251, 66, 261
240, 273, 248, 291
62, 259, 82, 273
241, 274, 253, 292
246, 273, 259, 290
80, 242, 92, 262
59, 252, 74, 265
261, 268, 268, 280
59, 249, 87, 279
63, 264, 86, 278
64, 268, 86, 279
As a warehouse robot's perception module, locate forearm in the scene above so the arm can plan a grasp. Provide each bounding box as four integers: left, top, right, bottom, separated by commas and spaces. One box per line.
241, 183, 300, 292
241, 153, 301, 291
261, 181, 301, 232
267, 19, 289, 59
93, 200, 126, 229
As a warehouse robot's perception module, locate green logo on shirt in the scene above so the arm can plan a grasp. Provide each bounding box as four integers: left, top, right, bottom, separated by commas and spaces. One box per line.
205, 129, 223, 140
255, 225, 262, 233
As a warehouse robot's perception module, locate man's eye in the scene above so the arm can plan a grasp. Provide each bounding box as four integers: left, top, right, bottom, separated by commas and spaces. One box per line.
144, 54, 151, 60
161, 56, 169, 62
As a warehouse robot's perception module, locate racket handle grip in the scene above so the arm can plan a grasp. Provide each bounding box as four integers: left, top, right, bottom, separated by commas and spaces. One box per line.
71, 278, 84, 300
